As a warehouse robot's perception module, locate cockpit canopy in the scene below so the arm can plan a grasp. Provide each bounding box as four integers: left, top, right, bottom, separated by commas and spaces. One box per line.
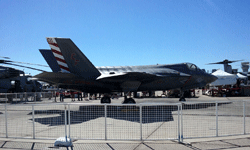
186, 63, 200, 71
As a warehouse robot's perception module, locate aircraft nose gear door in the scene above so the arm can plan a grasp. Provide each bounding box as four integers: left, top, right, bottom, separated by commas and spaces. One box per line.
121, 81, 141, 104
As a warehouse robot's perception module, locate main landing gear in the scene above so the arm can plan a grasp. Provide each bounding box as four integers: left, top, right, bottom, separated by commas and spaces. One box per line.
122, 96, 136, 104
100, 94, 136, 104
179, 96, 186, 102
100, 95, 111, 103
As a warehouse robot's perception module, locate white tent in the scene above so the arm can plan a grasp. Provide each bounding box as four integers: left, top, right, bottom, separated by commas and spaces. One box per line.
209, 69, 237, 86
237, 73, 247, 79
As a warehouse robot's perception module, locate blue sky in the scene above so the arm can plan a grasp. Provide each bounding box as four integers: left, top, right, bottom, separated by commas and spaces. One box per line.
0, 0, 249, 75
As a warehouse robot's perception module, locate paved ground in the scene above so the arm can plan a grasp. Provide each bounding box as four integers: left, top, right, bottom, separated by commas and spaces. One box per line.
1, 91, 250, 150
1, 135, 250, 150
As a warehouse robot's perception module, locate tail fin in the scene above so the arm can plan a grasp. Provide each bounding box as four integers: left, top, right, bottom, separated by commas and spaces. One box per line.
46, 37, 101, 79
39, 49, 61, 72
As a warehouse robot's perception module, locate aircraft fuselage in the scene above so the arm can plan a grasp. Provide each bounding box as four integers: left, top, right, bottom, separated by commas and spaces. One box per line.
43, 63, 216, 93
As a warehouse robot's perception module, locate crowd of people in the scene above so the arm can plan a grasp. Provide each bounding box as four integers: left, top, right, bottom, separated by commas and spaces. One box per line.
58, 91, 83, 102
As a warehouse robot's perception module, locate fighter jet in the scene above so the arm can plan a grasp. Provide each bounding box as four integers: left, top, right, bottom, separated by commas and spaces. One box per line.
35, 37, 217, 103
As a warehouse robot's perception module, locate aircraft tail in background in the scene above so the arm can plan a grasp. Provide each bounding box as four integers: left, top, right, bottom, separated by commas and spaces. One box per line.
46, 37, 101, 79
39, 49, 61, 73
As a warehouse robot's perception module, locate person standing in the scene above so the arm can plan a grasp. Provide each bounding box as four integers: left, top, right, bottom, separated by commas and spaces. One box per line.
60, 91, 64, 102
71, 91, 75, 102
78, 92, 83, 101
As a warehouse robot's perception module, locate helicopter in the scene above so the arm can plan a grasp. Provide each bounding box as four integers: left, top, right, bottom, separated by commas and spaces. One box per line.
0, 56, 47, 93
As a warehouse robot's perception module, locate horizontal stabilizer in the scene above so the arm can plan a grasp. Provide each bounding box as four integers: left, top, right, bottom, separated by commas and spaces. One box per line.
34, 72, 79, 84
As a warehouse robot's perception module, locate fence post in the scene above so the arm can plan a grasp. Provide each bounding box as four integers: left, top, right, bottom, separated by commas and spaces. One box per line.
68, 104, 71, 138
216, 102, 218, 137
243, 101, 246, 135
105, 104, 107, 140
181, 104, 183, 142
64, 105, 67, 139
32, 105, 35, 139
178, 104, 180, 143
140, 104, 142, 141
5, 104, 8, 138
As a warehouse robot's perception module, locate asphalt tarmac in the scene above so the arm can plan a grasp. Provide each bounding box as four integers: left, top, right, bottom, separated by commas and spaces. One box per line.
1, 92, 250, 150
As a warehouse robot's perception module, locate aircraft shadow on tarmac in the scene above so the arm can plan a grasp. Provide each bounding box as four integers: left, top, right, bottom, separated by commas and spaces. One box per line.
28, 106, 175, 126
27, 102, 231, 126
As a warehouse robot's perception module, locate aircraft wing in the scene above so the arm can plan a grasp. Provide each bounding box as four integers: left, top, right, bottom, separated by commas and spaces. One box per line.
96, 71, 190, 92
97, 72, 156, 82
97, 71, 190, 83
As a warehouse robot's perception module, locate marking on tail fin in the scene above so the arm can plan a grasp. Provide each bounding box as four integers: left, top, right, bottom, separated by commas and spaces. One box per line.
71, 53, 80, 66
46, 37, 101, 79
46, 37, 70, 73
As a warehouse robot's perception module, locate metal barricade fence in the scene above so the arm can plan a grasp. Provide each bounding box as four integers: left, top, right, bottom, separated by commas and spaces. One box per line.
217, 101, 244, 136
69, 104, 105, 140
33, 104, 67, 139
0, 104, 6, 138
181, 102, 218, 139
0, 92, 53, 103
181, 100, 250, 140
0, 100, 250, 141
0, 103, 182, 141
4, 105, 33, 138
141, 105, 179, 140
246, 101, 250, 134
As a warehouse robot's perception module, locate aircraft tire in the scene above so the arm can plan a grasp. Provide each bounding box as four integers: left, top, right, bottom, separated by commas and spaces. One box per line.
123, 98, 136, 104
101, 96, 111, 103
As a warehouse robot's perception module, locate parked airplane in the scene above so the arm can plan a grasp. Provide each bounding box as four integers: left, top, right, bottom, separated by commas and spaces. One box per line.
35, 37, 217, 103
207, 59, 244, 74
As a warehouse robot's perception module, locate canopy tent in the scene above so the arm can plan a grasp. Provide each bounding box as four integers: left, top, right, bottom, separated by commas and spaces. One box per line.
209, 69, 237, 86
237, 73, 247, 79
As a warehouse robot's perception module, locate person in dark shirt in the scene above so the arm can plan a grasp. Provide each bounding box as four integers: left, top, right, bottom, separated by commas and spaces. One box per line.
71, 91, 75, 102
78, 92, 82, 101
60, 91, 64, 102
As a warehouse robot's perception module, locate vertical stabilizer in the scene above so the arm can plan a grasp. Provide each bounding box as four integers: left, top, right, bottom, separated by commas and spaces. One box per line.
46, 38, 70, 73
46, 37, 101, 79
39, 49, 61, 72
